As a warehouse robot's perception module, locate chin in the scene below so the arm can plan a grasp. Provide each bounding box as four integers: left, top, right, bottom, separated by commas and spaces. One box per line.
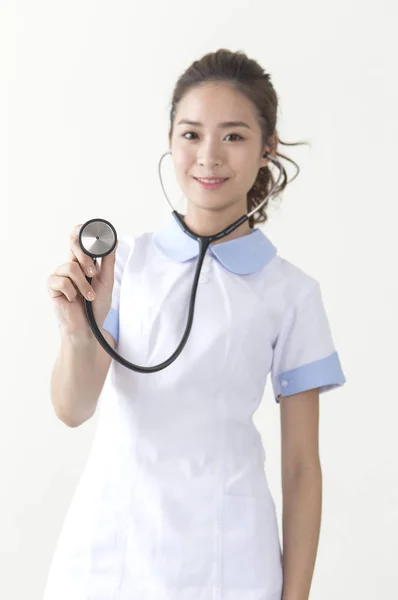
197, 200, 236, 214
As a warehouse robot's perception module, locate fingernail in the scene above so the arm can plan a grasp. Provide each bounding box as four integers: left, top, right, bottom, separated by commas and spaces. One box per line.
87, 291, 95, 300
87, 266, 95, 276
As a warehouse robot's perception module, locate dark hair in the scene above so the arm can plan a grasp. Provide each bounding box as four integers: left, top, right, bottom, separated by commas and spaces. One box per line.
168, 48, 310, 228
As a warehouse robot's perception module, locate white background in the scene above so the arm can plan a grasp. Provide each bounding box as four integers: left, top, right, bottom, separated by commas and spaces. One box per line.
2, 1, 397, 598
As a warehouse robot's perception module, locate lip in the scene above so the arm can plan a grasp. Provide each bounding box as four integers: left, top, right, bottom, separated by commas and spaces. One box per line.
193, 176, 229, 190
193, 177, 229, 181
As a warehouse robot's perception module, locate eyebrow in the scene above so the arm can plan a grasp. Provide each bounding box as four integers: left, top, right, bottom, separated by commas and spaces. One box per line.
176, 119, 251, 130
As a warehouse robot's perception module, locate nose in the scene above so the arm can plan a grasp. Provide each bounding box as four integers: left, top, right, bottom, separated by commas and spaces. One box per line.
196, 141, 223, 167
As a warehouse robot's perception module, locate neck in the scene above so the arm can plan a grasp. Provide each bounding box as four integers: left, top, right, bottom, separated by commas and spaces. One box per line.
183, 204, 252, 245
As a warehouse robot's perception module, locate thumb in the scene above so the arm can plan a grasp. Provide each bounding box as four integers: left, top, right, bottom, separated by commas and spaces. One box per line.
97, 240, 118, 287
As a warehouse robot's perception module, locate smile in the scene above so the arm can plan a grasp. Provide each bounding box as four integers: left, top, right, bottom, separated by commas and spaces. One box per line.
194, 177, 229, 189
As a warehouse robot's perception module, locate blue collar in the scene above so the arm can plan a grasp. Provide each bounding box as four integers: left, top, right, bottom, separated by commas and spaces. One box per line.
152, 213, 278, 275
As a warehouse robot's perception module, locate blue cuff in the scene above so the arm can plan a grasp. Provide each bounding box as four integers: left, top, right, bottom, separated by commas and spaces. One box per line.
275, 351, 346, 403
101, 308, 119, 344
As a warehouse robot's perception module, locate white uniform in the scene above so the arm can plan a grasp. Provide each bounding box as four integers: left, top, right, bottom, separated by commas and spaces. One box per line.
45, 214, 346, 600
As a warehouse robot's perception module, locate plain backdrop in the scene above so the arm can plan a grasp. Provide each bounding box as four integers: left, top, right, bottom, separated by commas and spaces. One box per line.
2, 0, 397, 598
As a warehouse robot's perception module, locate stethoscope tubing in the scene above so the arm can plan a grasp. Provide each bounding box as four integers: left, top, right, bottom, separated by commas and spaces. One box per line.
81, 153, 283, 373
83, 231, 210, 373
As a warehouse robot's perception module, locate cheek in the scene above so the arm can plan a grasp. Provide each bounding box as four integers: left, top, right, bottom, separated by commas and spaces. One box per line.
172, 153, 193, 178
172, 157, 194, 192
235, 154, 261, 184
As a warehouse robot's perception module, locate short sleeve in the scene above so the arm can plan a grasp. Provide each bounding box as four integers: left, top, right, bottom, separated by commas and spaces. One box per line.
100, 235, 133, 344
271, 280, 346, 403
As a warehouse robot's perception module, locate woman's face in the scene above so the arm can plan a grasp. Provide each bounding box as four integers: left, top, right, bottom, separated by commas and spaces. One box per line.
169, 82, 270, 218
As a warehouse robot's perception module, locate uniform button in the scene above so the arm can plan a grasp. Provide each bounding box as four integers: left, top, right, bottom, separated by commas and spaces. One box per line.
281, 380, 289, 388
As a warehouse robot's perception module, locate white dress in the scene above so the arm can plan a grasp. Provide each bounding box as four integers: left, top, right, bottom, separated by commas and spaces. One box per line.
45, 214, 346, 600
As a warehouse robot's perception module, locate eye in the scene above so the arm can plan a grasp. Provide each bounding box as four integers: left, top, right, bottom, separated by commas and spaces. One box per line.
181, 131, 243, 141
182, 131, 198, 140
225, 133, 243, 141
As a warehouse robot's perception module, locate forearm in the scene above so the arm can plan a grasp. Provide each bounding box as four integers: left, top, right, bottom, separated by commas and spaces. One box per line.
281, 466, 322, 600
51, 331, 99, 427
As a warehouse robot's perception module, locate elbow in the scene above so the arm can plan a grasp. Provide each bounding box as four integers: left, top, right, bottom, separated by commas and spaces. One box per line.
55, 411, 81, 428
282, 461, 322, 485
52, 405, 89, 428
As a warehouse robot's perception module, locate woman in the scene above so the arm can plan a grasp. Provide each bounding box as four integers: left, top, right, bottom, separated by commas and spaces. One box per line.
46, 48, 346, 600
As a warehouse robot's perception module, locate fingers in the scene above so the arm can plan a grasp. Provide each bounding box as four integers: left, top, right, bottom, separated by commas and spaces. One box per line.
68, 223, 98, 278
47, 261, 96, 302
47, 222, 118, 303
47, 223, 98, 303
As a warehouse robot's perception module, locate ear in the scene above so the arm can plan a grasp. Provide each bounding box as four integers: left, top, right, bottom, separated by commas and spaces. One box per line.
262, 133, 279, 166
261, 150, 271, 168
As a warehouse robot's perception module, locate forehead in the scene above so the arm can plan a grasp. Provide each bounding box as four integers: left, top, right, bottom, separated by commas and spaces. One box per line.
175, 82, 257, 125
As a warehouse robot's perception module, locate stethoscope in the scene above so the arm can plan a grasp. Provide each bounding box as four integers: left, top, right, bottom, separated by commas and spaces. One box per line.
78, 150, 283, 373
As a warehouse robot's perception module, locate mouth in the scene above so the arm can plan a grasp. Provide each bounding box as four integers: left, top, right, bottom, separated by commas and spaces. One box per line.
193, 177, 229, 189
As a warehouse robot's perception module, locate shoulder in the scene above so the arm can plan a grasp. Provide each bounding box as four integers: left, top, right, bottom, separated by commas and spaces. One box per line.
115, 229, 154, 262
266, 254, 320, 307
118, 229, 155, 252
116, 233, 135, 257
115, 228, 164, 274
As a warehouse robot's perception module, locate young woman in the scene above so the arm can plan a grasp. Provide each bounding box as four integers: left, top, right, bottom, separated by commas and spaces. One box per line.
46, 48, 346, 600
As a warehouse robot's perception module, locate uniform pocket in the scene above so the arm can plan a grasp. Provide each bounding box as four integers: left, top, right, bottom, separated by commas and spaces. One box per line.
221, 493, 283, 592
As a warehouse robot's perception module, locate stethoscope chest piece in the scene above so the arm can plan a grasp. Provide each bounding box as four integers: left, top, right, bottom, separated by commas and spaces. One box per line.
79, 218, 117, 259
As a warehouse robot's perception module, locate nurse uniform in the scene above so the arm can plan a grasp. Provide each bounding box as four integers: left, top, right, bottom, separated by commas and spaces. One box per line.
44, 214, 346, 600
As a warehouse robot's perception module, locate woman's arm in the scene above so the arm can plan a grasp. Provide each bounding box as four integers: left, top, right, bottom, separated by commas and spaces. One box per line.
279, 388, 322, 600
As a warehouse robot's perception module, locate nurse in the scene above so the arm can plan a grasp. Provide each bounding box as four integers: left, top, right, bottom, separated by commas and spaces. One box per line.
46, 48, 346, 600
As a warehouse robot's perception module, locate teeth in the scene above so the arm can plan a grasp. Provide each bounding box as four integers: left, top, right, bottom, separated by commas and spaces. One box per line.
197, 178, 226, 183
